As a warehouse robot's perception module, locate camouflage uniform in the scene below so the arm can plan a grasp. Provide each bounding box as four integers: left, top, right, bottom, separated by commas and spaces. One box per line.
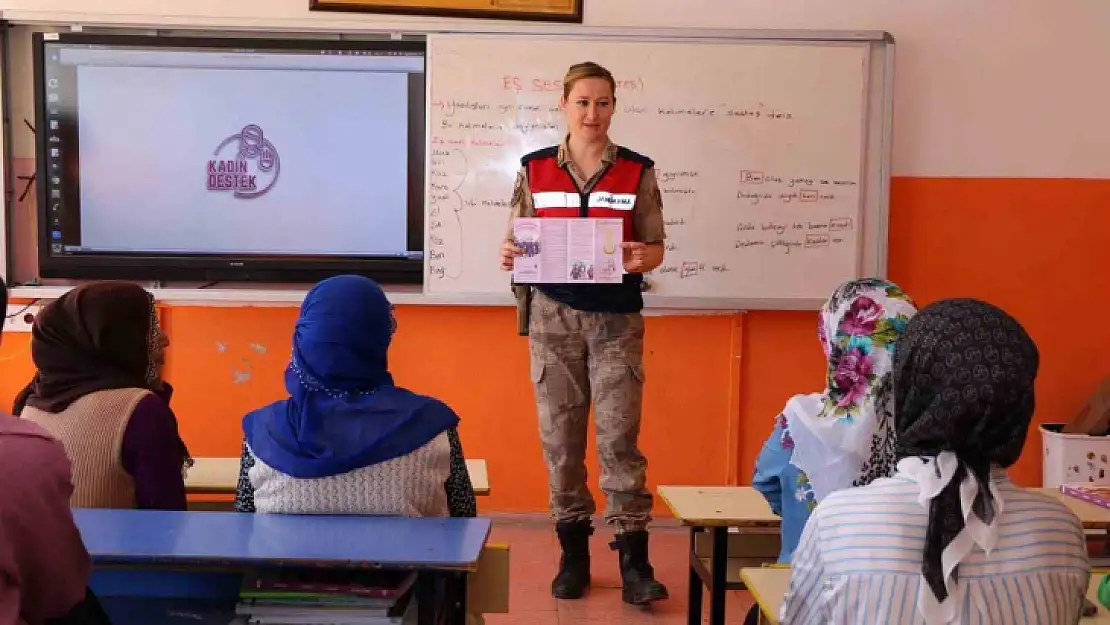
529, 290, 651, 532
509, 137, 665, 533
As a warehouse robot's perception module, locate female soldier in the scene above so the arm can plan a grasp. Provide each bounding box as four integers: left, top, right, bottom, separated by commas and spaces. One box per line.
499, 61, 668, 606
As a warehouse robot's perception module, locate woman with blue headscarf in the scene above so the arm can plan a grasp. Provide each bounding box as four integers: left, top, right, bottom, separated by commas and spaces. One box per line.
235, 275, 476, 518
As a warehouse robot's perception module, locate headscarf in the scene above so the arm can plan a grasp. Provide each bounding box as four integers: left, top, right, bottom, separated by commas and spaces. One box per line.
892, 298, 1039, 624
19, 282, 167, 414
781, 278, 917, 504
243, 275, 459, 479
14, 282, 191, 474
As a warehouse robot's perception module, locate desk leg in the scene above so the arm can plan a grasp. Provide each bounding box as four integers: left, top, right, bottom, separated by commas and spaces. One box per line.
416, 572, 437, 625
709, 526, 728, 625
446, 571, 468, 625
687, 527, 703, 625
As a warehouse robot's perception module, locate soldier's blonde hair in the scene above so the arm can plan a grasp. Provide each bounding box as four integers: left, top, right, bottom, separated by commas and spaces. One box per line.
562, 62, 617, 100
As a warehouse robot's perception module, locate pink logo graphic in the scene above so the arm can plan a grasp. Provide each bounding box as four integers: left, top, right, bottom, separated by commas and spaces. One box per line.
206, 124, 280, 199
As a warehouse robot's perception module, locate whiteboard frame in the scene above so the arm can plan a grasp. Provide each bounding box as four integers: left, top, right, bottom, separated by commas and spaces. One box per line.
0, 19, 893, 311
426, 28, 895, 311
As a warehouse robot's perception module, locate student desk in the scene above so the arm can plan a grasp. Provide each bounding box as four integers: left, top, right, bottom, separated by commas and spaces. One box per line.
466, 459, 490, 496
738, 567, 787, 625
182, 457, 239, 495
1037, 487, 1110, 529
75, 508, 491, 625
740, 567, 1110, 624
657, 486, 781, 625
186, 457, 492, 499
659, 485, 1110, 625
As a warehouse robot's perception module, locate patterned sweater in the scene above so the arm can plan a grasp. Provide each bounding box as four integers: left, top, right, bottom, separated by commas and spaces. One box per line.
235, 427, 477, 518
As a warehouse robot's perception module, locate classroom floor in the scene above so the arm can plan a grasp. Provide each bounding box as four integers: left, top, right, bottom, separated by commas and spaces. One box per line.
482, 514, 754, 624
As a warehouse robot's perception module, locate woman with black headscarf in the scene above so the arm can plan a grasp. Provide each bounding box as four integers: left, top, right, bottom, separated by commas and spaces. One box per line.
781, 299, 1090, 624
16, 282, 192, 511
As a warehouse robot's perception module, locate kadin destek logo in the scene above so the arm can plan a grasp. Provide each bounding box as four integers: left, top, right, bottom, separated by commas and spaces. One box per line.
206, 124, 280, 199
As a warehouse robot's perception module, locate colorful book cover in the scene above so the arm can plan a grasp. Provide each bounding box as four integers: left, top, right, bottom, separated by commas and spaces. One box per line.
1061, 483, 1110, 509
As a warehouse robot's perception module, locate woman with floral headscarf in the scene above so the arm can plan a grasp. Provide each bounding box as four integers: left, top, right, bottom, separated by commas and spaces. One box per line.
16, 281, 191, 511
751, 278, 917, 564
236, 275, 476, 518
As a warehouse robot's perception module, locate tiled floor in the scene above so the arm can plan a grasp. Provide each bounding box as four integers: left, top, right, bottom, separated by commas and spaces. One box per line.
482, 515, 754, 624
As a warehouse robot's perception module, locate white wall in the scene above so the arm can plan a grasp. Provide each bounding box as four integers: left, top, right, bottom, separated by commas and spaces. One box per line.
1, 0, 1107, 179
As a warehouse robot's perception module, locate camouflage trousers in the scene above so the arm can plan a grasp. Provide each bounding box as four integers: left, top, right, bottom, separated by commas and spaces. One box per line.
528, 290, 653, 533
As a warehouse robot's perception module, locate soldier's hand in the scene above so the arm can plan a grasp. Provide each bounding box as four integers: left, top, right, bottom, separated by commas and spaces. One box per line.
622, 241, 649, 273
500, 239, 524, 271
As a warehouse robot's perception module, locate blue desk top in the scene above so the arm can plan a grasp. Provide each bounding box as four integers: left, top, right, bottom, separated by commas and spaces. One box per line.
74, 509, 490, 571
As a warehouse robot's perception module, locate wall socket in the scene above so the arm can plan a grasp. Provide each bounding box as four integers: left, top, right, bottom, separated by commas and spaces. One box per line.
4, 304, 43, 333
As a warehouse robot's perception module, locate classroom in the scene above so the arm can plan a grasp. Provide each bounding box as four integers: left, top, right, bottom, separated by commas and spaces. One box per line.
0, 0, 1107, 623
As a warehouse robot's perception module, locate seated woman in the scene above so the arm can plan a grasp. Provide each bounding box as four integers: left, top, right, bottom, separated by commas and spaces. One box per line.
1, 414, 112, 625
752, 278, 918, 564
0, 276, 109, 625
782, 299, 1090, 624
235, 274, 475, 518
14, 282, 191, 511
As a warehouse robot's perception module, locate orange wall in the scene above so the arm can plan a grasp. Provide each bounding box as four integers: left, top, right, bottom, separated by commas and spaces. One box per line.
2, 177, 1108, 513
738, 177, 1110, 489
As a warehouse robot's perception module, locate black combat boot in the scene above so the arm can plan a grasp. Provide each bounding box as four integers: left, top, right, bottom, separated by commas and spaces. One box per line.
552, 520, 593, 599
611, 530, 669, 605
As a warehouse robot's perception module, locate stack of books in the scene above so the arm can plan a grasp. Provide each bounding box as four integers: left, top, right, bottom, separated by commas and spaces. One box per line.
235, 569, 417, 624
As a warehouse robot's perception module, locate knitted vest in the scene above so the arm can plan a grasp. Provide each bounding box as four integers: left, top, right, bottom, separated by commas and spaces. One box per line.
21, 387, 149, 509
249, 432, 452, 517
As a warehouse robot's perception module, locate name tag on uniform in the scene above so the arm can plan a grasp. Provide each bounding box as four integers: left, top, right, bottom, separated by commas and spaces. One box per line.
588, 192, 636, 210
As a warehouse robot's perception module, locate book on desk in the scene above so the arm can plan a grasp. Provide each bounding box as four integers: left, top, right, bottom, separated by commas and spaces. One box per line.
1063, 484, 1110, 510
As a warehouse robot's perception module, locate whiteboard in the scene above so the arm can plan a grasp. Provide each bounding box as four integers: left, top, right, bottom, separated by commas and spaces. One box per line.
425, 31, 893, 310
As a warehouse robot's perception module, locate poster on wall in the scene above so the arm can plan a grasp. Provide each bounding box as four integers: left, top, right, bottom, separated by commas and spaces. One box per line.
308, 0, 583, 22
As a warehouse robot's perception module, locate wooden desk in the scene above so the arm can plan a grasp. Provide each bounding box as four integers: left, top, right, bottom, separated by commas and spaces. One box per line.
658, 486, 780, 625
184, 457, 240, 495
1036, 487, 1110, 529
76, 508, 491, 625
656, 485, 1110, 530
741, 567, 1110, 624
186, 457, 491, 496
739, 567, 788, 625
466, 459, 490, 496
657, 486, 780, 528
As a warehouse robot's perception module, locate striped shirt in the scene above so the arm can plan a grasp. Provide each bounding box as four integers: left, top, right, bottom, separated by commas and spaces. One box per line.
782, 471, 1090, 624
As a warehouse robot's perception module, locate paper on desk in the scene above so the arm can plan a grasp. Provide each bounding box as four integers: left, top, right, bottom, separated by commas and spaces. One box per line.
512, 217, 623, 284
